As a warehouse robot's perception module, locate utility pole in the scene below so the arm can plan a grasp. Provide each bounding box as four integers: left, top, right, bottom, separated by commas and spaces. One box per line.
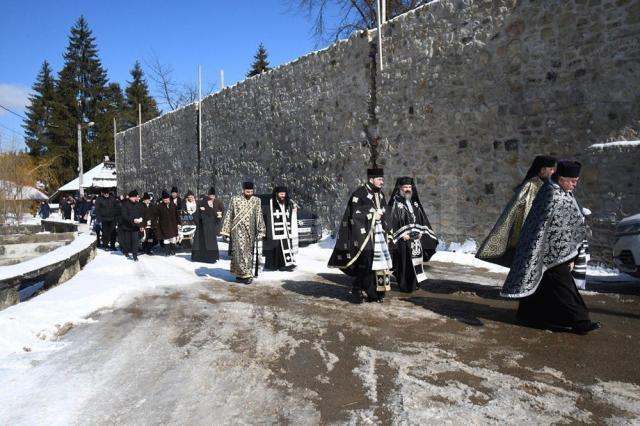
138, 103, 142, 166
77, 121, 94, 198
220, 69, 225, 90
77, 123, 83, 198
198, 64, 202, 153
113, 117, 117, 164
376, 0, 384, 71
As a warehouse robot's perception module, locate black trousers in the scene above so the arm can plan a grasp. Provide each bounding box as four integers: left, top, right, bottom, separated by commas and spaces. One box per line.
517, 262, 590, 328
264, 244, 286, 270
353, 272, 385, 300
101, 221, 115, 248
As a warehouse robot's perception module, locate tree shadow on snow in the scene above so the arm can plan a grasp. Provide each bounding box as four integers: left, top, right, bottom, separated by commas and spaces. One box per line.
418, 279, 503, 301
401, 296, 522, 328
282, 279, 353, 303
316, 272, 353, 288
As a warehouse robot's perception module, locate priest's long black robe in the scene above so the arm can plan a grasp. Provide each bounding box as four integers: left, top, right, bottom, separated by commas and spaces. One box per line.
388, 193, 438, 292
501, 179, 591, 329
328, 184, 392, 300
262, 197, 298, 270
191, 198, 224, 263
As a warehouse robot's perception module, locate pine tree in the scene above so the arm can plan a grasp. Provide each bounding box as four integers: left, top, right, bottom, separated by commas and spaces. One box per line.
123, 61, 160, 129
247, 43, 271, 77
49, 16, 110, 183
103, 82, 126, 160
23, 60, 56, 157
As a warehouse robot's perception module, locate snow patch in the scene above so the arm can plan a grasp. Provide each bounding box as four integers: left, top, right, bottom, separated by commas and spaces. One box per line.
588, 140, 640, 150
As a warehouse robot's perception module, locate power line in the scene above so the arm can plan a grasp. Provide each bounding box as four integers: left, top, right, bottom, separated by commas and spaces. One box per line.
0, 104, 27, 120
0, 122, 24, 138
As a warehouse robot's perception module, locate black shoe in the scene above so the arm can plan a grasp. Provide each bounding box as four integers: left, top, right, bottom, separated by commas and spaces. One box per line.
235, 277, 253, 284
350, 289, 363, 304
572, 321, 601, 335
132, 254, 138, 261
376, 297, 384, 303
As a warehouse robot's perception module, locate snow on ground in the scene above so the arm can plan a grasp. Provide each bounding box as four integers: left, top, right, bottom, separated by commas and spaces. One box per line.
1, 233, 636, 373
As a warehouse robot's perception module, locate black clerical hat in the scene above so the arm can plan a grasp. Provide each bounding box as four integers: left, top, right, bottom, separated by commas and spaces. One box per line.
171, 186, 178, 193
274, 185, 287, 193
557, 160, 582, 178
142, 192, 151, 200
242, 181, 255, 190
367, 168, 384, 178
128, 189, 138, 197
397, 176, 413, 186
533, 155, 557, 169
208, 186, 216, 195
161, 190, 171, 199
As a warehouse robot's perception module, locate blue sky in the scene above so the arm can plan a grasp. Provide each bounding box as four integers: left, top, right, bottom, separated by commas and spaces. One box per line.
0, 0, 343, 150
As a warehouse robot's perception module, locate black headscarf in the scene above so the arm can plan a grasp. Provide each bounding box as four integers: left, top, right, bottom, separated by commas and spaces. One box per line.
388, 177, 424, 211
518, 155, 557, 188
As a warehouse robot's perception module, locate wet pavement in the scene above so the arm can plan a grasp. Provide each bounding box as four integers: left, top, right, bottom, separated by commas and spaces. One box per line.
2, 261, 639, 425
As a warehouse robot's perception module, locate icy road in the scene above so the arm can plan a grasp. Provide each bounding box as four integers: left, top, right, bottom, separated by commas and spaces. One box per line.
1, 239, 639, 425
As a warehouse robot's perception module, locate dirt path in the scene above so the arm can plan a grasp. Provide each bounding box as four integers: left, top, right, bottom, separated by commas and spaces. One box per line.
1, 262, 639, 425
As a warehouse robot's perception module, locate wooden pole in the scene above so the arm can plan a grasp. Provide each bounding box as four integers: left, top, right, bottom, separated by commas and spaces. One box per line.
376, 0, 384, 71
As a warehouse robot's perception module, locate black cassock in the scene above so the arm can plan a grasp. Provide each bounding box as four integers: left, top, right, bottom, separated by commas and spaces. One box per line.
119, 200, 144, 256
328, 184, 392, 300
191, 198, 224, 263
388, 190, 438, 293
262, 197, 298, 270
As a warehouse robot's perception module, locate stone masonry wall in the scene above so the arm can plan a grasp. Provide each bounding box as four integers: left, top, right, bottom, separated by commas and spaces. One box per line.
117, 0, 640, 262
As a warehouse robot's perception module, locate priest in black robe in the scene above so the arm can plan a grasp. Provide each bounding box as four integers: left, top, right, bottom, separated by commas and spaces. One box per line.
388, 177, 439, 292
191, 187, 224, 263
328, 168, 393, 303
502, 160, 600, 335
262, 186, 299, 271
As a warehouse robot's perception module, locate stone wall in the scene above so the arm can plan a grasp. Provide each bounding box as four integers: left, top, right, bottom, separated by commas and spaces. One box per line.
116, 0, 640, 261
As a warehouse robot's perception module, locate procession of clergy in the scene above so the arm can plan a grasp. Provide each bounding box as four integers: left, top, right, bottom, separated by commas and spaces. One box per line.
117, 155, 599, 336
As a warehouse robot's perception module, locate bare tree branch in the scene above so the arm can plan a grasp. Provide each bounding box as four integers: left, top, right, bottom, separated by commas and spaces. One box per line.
287, 0, 433, 45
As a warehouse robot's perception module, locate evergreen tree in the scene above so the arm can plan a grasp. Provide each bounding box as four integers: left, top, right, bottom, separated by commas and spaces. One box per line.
123, 61, 160, 129
247, 43, 271, 77
23, 60, 56, 157
49, 16, 110, 183
103, 82, 126, 160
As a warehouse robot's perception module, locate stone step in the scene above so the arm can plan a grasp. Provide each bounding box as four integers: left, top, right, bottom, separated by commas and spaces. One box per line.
0, 224, 42, 236
0, 232, 76, 245
0, 241, 72, 258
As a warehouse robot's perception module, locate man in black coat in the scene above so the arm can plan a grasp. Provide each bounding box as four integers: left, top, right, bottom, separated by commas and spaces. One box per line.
119, 190, 145, 261
170, 186, 183, 211
96, 189, 117, 250
61, 197, 73, 220
157, 190, 181, 255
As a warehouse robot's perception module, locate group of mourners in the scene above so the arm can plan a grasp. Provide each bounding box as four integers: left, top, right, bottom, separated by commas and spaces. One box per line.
94, 183, 299, 286
328, 158, 599, 335
107, 154, 598, 335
